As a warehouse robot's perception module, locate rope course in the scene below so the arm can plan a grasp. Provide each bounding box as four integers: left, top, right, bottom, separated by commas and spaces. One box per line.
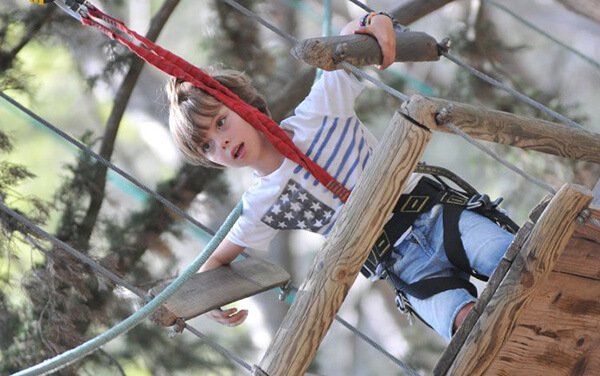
7, 0, 598, 375
1, 78, 416, 376
221, 0, 557, 194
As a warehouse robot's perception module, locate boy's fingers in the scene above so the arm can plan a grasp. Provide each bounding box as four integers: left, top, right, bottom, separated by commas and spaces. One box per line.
207, 308, 248, 327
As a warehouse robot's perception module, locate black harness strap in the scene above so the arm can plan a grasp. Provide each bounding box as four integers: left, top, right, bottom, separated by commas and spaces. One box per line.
442, 203, 490, 281
361, 167, 519, 297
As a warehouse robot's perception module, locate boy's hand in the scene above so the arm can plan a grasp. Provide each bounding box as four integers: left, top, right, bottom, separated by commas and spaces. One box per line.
207, 307, 248, 326
355, 15, 396, 70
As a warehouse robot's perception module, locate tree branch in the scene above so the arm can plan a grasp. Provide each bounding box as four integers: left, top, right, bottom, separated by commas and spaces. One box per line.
80, 0, 181, 245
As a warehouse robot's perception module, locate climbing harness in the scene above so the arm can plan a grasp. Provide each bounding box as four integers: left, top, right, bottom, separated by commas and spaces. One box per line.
361, 164, 519, 324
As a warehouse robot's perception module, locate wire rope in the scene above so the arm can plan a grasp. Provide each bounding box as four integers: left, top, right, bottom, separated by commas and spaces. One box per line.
10, 201, 241, 376
345, 0, 587, 130
0, 91, 216, 237
485, 0, 600, 74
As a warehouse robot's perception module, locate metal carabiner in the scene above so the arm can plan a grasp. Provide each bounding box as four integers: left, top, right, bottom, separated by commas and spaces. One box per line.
52, 0, 89, 22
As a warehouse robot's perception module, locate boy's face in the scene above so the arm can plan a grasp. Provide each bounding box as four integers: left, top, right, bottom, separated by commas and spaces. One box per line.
200, 105, 279, 174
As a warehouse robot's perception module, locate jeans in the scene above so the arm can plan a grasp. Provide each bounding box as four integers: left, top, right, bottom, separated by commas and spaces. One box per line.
389, 204, 514, 341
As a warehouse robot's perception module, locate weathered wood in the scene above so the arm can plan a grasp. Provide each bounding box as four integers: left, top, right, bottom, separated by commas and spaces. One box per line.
443, 183, 593, 376
148, 257, 290, 326
291, 30, 439, 71
487, 272, 600, 375
255, 112, 431, 376
404, 95, 600, 164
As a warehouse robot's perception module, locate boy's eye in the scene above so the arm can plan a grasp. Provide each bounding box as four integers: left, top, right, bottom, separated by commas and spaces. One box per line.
216, 117, 225, 128
201, 141, 212, 153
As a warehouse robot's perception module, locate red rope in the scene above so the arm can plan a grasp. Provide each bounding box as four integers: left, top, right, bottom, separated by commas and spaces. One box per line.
80, 5, 350, 203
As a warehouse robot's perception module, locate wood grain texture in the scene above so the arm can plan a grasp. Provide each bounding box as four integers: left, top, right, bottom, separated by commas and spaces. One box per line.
255, 112, 431, 376
444, 183, 593, 376
148, 257, 290, 326
404, 95, 600, 164
291, 30, 439, 71
487, 272, 600, 376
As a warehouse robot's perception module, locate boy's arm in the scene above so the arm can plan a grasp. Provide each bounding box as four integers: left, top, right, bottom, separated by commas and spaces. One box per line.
340, 14, 397, 69
201, 238, 249, 326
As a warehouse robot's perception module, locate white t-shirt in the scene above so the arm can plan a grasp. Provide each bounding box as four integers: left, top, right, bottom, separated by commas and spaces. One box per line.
227, 70, 421, 250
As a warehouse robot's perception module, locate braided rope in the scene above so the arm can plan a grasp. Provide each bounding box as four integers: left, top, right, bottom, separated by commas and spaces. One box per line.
11, 202, 241, 376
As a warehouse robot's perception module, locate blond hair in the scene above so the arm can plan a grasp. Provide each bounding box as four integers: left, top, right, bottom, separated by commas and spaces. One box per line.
166, 69, 270, 167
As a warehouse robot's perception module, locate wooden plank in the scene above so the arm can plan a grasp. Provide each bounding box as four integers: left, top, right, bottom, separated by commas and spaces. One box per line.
487, 272, 600, 375
291, 30, 439, 71
256, 112, 432, 376
554, 235, 600, 281
404, 95, 600, 164
149, 257, 290, 326
444, 183, 593, 376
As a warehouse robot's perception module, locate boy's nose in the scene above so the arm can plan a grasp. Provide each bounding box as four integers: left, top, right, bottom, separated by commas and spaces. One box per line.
220, 139, 230, 149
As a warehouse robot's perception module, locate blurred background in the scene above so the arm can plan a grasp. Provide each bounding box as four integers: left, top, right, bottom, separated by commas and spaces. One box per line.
1, 0, 599, 374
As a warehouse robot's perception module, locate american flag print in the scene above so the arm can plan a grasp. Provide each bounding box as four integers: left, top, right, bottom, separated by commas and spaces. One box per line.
261, 179, 334, 232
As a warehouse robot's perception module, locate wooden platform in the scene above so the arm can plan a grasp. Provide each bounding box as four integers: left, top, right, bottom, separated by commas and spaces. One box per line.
149, 257, 290, 326
434, 184, 599, 375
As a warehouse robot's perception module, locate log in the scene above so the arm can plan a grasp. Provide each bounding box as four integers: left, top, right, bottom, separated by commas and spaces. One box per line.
148, 257, 290, 326
291, 30, 440, 71
255, 112, 431, 376
444, 183, 593, 376
404, 95, 600, 164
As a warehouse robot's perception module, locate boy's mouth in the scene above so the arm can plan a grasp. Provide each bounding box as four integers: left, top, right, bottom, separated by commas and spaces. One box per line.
232, 143, 245, 159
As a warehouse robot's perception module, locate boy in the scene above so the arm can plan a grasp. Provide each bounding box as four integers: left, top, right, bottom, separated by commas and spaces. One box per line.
166, 13, 513, 341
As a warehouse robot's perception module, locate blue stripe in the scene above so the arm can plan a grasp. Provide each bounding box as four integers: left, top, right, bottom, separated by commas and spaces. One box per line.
341, 136, 366, 187
333, 118, 360, 180
294, 116, 329, 174
362, 147, 372, 170
313, 117, 353, 186
304, 117, 339, 180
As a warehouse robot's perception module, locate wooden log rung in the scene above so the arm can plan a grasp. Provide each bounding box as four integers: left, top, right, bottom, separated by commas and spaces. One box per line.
149, 257, 290, 326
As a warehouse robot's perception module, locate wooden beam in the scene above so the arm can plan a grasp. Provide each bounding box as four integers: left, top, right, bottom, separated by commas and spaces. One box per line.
443, 183, 593, 376
291, 30, 439, 71
255, 112, 431, 376
148, 257, 290, 326
404, 95, 600, 164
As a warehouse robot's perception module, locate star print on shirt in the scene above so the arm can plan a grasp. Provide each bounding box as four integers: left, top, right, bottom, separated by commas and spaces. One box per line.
261, 179, 334, 232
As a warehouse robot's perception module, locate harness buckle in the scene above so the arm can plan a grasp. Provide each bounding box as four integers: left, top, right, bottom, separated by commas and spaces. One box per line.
394, 292, 414, 325
466, 193, 503, 211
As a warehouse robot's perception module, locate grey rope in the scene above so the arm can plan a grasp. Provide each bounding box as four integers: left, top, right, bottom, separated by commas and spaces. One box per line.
444, 122, 556, 194
184, 324, 253, 373
486, 0, 600, 74
1, 200, 254, 374
346, 0, 587, 130
0, 202, 147, 297
0, 91, 214, 237
220, 0, 298, 44
441, 52, 586, 130
334, 313, 420, 376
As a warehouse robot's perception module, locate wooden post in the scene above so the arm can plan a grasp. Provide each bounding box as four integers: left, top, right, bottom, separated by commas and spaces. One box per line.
291, 30, 440, 71
404, 95, 600, 164
254, 112, 431, 376
444, 183, 593, 376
